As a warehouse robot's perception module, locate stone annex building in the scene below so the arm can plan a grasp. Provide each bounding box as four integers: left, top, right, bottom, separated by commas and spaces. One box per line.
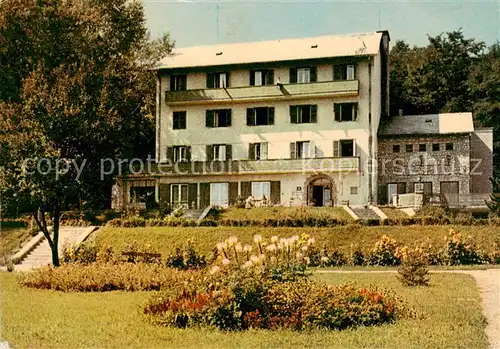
112, 30, 493, 210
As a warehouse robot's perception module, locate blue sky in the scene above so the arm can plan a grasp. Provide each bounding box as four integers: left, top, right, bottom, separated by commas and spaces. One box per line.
143, 0, 499, 48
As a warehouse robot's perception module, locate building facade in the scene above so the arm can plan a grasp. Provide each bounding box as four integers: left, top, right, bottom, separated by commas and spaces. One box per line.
115, 31, 391, 209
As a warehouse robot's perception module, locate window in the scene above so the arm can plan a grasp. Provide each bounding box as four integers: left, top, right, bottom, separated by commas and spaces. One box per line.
170, 75, 187, 91
446, 143, 454, 151
247, 107, 275, 126
206, 144, 232, 161
290, 105, 317, 124
172, 111, 186, 130
130, 186, 155, 204
334, 103, 358, 122
393, 144, 400, 153
432, 143, 440, 151
206, 109, 232, 128
333, 140, 356, 157
289, 67, 317, 83
206, 72, 229, 88
210, 183, 229, 207
290, 141, 314, 159
419, 144, 426, 152
213, 144, 227, 161
333, 64, 355, 80
249, 142, 268, 160
406, 144, 414, 152
251, 182, 271, 200
445, 154, 452, 166
171, 184, 188, 207
250, 70, 274, 86
350, 186, 358, 195
173, 146, 190, 162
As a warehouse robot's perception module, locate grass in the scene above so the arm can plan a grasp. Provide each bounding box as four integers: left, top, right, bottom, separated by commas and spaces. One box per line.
379, 207, 410, 219
0, 223, 33, 265
220, 206, 353, 221
0, 271, 487, 348
95, 225, 500, 258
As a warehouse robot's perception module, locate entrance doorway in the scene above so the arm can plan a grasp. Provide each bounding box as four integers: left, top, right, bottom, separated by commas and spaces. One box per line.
440, 181, 459, 207
307, 176, 334, 206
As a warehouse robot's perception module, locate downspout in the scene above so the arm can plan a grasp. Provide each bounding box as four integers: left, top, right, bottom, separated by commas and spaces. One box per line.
156, 71, 161, 162
368, 59, 373, 204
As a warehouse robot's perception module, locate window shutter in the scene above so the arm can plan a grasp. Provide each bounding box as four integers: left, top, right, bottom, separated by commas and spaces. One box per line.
228, 182, 238, 206
186, 146, 192, 161
246, 108, 255, 126
199, 183, 210, 208
206, 145, 213, 161
310, 66, 317, 82
333, 65, 342, 81
188, 183, 197, 209
352, 140, 357, 157
249, 143, 255, 160
261, 143, 268, 159
206, 73, 214, 88
333, 141, 340, 157
347, 64, 355, 80
226, 109, 232, 127
166, 147, 174, 162
290, 142, 297, 159
226, 144, 232, 160
224, 72, 230, 88
170, 76, 175, 91
268, 107, 275, 125
206, 110, 214, 127
290, 106, 298, 124
353, 103, 358, 121
334, 104, 341, 122
249, 71, 255, 86
266, 70, 274, 85
270, 181, 281, 205
310, 105, 318, 123
289, 68, 297, 83
241, 181, 251, 198
181, 111, 187, 129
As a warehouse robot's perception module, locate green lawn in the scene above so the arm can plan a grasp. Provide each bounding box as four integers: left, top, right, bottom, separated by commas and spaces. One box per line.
0, 272, 487, 348
220, 206, 353, 221
95, 225, 500, 257
379, 207, 410, 219
0, 224, 32, 265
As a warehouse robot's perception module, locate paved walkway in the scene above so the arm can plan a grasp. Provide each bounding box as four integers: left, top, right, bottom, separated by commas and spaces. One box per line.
317, 269, 500, 349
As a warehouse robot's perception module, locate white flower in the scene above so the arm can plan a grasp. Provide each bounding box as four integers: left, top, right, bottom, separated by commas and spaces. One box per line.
217, 241, 227, 251
321, 256, 329, 263
271, 236, 279, 243
210, 265, 221, 274
253, 235, 263, 243
307, 237, 315, 246
235, 243, 243, 252
228, 236, 238, 245
291, 235, 299, 243
258, 254, 266, 261
222, 258, 231, 265
250, 255, 260, 263
242, 260, 253, 269
301, 245, 308, 252
296, 252, 303, 259
266, 244, 277, 252
243, 244, 252, 253
304, 257, 311, 265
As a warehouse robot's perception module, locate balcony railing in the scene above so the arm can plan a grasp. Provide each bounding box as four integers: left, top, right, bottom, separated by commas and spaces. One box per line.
132, 157, 360, 177
165, 80, 359, 104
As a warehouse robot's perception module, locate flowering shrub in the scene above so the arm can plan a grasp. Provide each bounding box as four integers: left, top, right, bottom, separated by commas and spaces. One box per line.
166, 240, 207, 270
397, 246, 430, 287
444, 229, 488, 265
367, 235, 401, 266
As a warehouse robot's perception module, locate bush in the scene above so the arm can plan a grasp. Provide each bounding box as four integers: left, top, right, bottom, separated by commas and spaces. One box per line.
62, 242, 98, 264
166, 240, 207, 270
19, 263, 201, 292
367, 235, 401, 266
397, 247, 430, 287
444, 229, 487, 265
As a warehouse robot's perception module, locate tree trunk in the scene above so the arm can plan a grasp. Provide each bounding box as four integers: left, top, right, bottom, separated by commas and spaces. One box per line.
51, 204, 61, 267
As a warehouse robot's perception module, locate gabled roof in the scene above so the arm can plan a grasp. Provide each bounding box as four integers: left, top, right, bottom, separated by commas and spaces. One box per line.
156, 32, 384, 70
379, 113, 475, 136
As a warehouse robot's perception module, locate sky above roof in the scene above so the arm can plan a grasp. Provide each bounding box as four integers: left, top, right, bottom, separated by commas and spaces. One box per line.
143, 0, 499, 49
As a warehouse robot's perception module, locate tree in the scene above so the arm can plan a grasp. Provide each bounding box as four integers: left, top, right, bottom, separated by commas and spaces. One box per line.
486, 176, 500, 216
0, 0, 173, 266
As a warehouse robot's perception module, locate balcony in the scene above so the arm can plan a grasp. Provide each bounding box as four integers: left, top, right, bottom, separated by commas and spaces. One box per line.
132, 157, 360, 177
165, 80, 359, 105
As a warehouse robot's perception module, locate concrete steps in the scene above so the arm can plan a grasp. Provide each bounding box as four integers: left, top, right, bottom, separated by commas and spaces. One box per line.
183, 209, 204, 220
350, 206, 381, 220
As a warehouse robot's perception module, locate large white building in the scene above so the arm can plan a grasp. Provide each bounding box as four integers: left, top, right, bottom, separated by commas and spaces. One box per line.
115, 31, 391, 209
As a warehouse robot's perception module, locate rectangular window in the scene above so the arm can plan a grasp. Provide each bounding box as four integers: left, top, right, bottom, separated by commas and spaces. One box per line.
290, 141, 314, 159
297, 68, 310, 83
213, 144, 227, 161
171, 184, 189, 207
419, 144, 426, 152
206, 109, 232, 128
207, 72, 229, 88
172, 111, 186, 130
249, 142, 268, 160
172, 146, 190, 162
210, 183, 229, 207
334, 103, 358, 122
251, 181, 271, 200
445, 154, 452, 166
406, 144, 414, 152
432, 143, 440, 151
333, 64, 355, 80
170, 75, 187, 91
289, 67, 316, 83
250, 69, 274, 86
393, 144, 400, 153
446, 142, 454, 151
247, 107, 275, 126
290, 105, 318, 124
350, 186, 358, 195
333, 140, 356, 157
